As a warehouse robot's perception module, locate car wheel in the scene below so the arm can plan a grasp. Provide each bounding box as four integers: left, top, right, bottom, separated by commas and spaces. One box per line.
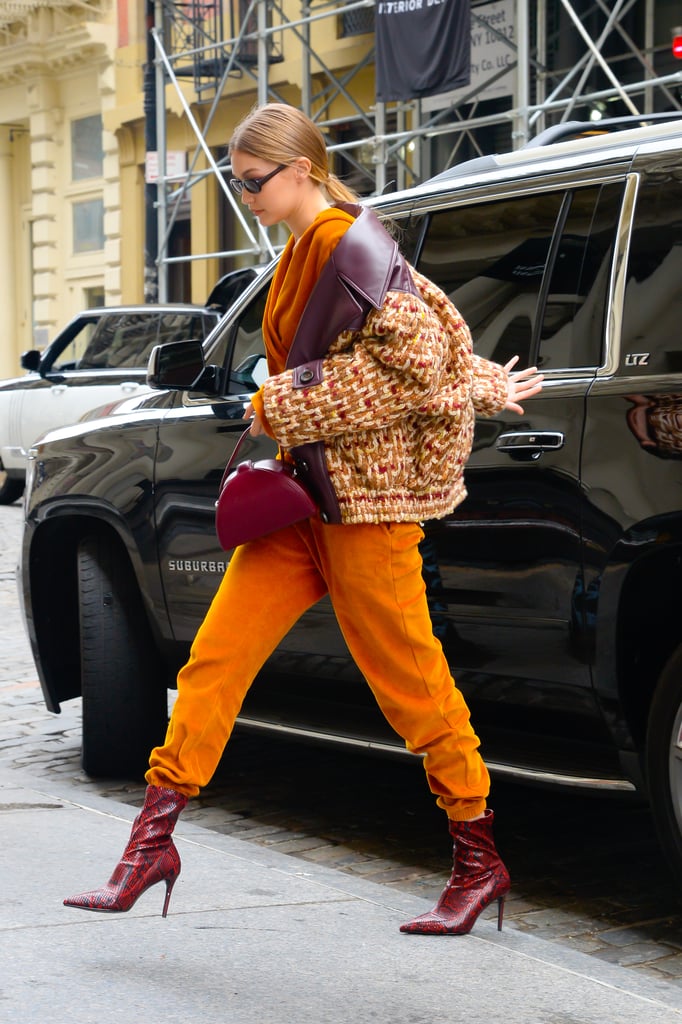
646, 644, 682, 878
77, 535, 168, 778
0, 464, 24, 505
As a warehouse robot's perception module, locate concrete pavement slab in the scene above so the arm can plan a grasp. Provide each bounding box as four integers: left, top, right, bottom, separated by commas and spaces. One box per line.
2, 770, 682, 1024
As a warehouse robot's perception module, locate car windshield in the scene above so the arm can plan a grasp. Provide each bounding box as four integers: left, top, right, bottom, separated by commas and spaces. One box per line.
50, 312, 209, 372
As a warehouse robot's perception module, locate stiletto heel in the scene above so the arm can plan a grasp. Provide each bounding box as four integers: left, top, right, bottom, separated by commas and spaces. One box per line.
400, 809, 510, 936
64, 786, 188, 916
162, 871, 179, 918
497, 895, 505, 931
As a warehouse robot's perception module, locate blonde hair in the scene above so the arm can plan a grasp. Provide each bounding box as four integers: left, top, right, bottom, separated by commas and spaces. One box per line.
229, 103, 359, 205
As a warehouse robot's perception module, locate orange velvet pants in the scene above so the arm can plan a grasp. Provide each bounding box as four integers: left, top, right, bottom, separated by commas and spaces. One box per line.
146, 518, 489, 821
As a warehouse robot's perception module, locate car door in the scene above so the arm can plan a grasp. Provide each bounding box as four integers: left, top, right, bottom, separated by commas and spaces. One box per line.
580, 152, 682, 725
0, 313, 99, 473
153, 284, 275, 642
412, 176, 629, 778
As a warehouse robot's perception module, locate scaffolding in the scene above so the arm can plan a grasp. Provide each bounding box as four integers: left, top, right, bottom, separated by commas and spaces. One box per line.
149, 0, 682, 298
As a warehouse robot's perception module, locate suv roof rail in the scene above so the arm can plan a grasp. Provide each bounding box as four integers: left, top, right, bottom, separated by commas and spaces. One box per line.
424, 113, 682, 187
524, 112, 682, 149
425, 154, 499, 185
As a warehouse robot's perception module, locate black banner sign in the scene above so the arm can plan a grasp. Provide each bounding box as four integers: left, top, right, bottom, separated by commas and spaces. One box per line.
375, 0, 471, 102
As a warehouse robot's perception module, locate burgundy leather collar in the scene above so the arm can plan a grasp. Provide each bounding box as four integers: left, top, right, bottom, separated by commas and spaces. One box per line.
286, 203, 418, 366
284, 204, 418, 525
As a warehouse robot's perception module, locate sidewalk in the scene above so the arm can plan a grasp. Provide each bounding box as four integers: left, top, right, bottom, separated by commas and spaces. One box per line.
3, 767, 682, 1024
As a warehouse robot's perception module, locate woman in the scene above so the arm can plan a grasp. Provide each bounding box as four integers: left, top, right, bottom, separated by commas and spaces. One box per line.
64, 103, 543, 935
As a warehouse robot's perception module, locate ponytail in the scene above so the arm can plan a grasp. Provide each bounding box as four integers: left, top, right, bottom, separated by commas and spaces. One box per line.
324, 173, 360, 205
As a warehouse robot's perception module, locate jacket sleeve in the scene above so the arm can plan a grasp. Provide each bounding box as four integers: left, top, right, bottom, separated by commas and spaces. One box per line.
260, 291, 449, 448
408, 266, 508, 419
471, 353, 509, 418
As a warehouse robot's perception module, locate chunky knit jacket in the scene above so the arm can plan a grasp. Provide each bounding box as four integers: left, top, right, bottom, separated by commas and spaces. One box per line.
260, 216, 510, 526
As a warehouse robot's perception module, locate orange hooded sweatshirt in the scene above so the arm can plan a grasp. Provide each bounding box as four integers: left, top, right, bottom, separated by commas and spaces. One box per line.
249, 207, 355, 430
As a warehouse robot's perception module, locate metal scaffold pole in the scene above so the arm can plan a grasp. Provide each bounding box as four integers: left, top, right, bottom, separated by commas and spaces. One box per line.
154, 0, 169, 302
514, 0, 529, 148
143, 0, 158, 303
149, 0, 682, 284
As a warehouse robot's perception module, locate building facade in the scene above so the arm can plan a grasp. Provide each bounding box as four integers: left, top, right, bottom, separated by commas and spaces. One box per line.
0, 1, 119, 375
0, 1, 680, 376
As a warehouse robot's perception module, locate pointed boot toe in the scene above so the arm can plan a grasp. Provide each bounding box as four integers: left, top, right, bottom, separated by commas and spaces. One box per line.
400, 911, 451, 935
64, 886, 125, 913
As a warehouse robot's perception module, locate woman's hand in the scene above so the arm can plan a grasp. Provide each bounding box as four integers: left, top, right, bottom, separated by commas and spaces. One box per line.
503, 356, 544, 415
243, 401, 265, 436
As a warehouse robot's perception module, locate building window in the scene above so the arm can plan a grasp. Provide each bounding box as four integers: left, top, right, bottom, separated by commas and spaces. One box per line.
73, 198, 105, 253
84, 285, 105, 308
71, 115, 103, 181
339, 5, 374, 37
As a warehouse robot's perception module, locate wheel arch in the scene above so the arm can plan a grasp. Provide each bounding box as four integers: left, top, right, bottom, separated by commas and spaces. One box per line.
645, 643, 682, 877
596, 519, 682, 762
26, 505, 171, 711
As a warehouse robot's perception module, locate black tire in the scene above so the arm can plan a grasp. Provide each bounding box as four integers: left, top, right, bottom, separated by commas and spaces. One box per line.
0, 464, 24, 505
645, 644, 682, 878
77, 535, 168, 778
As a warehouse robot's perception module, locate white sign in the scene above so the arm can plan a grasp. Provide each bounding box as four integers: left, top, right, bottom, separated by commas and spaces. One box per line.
422, 0, 515, 112
145, 150, 188, 184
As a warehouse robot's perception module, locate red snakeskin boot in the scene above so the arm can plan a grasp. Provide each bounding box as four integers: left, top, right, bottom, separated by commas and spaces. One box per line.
400, 809, 510, 935
63, 785, 188, 917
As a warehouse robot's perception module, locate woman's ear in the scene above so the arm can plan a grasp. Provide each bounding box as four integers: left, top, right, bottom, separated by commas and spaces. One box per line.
293, 157, 312, 180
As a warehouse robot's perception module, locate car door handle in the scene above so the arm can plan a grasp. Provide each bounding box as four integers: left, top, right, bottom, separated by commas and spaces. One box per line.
120, 382, 141, 393
496, 430, 565, 460
50, 384, 68, 395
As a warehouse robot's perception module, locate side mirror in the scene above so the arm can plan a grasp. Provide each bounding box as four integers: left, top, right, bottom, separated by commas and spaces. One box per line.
21, 350, 41, 372
147, 338, 222, 394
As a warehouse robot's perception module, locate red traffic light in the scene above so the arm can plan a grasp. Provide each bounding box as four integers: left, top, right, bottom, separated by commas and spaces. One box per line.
673, 31, 682, 59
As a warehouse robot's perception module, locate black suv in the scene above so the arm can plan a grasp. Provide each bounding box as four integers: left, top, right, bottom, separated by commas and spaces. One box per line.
19, 118, 682, 879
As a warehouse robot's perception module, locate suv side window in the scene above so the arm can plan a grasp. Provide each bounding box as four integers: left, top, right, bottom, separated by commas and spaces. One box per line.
229, 289, 267, 370
537, 182, 624, 371
416, 191, 566, 369
415, 183, 624, 372
206, 284, 268, 388
620, 174, 682, 373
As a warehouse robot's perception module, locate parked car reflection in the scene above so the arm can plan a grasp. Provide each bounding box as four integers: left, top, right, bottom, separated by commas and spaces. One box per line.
0, 267, 259, 504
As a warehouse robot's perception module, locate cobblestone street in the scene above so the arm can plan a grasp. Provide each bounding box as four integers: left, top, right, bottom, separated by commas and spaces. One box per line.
3, 501, 682, 989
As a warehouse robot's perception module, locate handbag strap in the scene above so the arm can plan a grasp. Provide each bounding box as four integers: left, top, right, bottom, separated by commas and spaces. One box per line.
223, 425, 286, 475
224, 426, 254, 475
219, 426, 256, 494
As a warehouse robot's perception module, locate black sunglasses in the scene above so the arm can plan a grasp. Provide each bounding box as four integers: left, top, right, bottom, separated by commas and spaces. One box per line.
229, 164, 287, 196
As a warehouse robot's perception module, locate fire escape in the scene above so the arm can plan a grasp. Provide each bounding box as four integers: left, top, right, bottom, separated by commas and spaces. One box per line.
147, 0, 682, 299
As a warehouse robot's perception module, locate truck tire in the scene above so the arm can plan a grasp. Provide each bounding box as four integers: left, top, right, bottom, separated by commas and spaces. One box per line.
77, 535, 168, 778
0, 464, 24, 505
646, 644, 682, 879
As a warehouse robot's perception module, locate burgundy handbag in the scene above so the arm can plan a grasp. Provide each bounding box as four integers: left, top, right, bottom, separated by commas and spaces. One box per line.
215, 428, 318, 550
